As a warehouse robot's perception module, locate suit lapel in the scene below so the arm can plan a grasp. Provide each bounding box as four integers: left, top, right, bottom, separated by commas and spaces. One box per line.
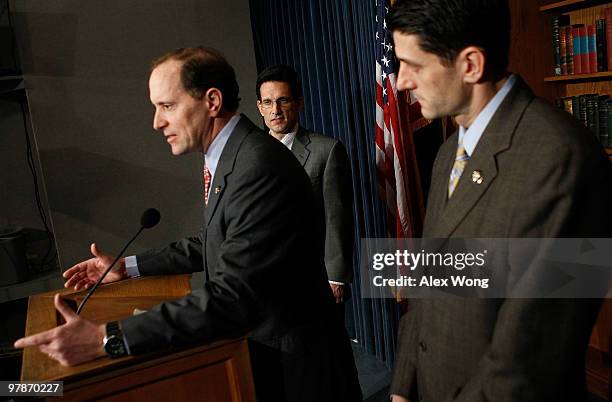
434, 77, 534, 238
291, 127, 311, 167
436, 142, 500, 237
204, 114, 255, 226
423, 137, 456, 236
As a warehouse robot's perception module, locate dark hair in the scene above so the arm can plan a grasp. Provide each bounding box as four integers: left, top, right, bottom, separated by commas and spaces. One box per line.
387, 0, 511, 75
255, 64, 303, 100
151, 47, 240, 112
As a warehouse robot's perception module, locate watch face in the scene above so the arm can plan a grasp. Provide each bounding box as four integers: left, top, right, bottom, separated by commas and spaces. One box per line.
104, 336, 126, 357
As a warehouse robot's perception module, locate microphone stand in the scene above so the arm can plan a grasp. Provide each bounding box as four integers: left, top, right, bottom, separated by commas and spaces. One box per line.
76, 226, 145, 315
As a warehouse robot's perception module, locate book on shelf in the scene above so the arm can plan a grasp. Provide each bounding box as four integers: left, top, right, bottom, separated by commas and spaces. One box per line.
552, 14, 571, 75
572, 96, 580, 120
598, 95, 610, 146
560, 24, 569, 75
596, 18, 607, 72
606, 99, 612, 147
556, 94, 611, 147
579, 94, 588, 127
580, 24, 590, 73
588, 24, 597, 73
586, 94, 598, 134
551, 9, 612, 76
572, 24, 584, 75
606, 8, 612, 72
565, 25, 575, 75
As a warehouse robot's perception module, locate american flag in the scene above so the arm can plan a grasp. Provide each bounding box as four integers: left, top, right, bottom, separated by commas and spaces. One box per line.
375, 0, 412, 237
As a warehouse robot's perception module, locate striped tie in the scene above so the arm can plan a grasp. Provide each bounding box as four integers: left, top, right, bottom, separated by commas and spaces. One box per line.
448, 139, 469, 198
203, 164, 212, 205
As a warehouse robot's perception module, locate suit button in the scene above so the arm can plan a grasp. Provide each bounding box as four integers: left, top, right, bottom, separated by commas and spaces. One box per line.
419, 340, 427, 352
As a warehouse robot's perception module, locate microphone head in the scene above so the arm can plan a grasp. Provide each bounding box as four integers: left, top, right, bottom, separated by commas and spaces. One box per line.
141, 208, 161, 229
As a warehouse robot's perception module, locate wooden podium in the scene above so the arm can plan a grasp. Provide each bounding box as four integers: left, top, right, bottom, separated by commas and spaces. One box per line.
20, 275, 256, 401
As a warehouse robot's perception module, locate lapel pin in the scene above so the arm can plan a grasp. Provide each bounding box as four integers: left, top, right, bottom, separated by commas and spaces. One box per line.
471, 170, 484, 185
214, 186, 222, 194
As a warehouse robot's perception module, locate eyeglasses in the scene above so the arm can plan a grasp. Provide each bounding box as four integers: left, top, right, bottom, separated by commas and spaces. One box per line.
259, 97, 293, 109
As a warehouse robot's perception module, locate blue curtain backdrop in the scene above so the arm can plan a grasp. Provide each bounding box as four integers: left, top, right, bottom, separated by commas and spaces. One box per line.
250, 0, 400, 367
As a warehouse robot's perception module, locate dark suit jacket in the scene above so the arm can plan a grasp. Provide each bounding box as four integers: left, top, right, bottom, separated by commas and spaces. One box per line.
291, 128, 354, 284
390, 77, 612, 402
120, 115, 362, 401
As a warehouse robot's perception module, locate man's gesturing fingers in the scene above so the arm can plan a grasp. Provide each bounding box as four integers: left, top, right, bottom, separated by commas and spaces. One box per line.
14, 328, 56, 348
54, 294, 77, 322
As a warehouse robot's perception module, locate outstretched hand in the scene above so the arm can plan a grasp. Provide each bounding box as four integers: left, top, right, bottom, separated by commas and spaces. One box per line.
63, 243, 128, 291
14, 294, 106, 366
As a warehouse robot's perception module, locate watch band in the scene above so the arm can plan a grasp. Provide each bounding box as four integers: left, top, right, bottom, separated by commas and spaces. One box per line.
103, 321, 127, 358
106, 321, 121, 336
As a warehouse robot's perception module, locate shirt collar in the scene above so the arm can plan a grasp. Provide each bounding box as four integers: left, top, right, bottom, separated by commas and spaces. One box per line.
459, 74, 517, 156
205, 114, 241, 178
273, 124, 299, 150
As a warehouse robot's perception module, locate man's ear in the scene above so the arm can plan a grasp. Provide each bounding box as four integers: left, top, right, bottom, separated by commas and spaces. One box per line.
204, 88, 223, 116
296, 96, 305, 111
457, 46, 485, 84
256, 100, 265, 116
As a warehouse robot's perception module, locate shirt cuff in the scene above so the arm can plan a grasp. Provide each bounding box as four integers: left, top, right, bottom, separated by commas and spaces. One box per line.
124, 255, 140, 278
329, 280, 344, 285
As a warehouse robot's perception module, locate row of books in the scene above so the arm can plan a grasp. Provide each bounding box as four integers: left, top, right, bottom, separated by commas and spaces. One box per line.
555, 94, 612, 147
552, 9, 612, 76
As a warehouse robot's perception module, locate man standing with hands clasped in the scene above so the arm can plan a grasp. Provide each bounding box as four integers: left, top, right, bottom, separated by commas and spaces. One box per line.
256, 65, 354, 319
15, 46, 362, 402
387, 1, 612, 401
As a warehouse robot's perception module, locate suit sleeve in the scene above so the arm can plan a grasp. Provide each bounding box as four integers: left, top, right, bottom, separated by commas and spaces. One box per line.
389, 306, 419, 399
120, 153, 314, 353
322, 141, 354, 283
134, 235, 205, 276
448, 141, 612, 402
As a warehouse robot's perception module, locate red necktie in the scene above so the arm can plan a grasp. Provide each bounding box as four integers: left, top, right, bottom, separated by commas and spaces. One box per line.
203, 164, 211, 205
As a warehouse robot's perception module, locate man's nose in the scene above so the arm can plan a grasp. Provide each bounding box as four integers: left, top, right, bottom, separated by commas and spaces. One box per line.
153, 110, 167, 130
396, 67, 416, 91
271, 101, 282, 114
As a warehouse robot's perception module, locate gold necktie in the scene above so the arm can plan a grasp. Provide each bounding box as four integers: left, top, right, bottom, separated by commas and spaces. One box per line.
448, 140, 469, 198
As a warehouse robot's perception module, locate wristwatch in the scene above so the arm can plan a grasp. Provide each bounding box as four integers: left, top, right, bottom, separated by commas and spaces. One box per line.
103, 321, 127, 358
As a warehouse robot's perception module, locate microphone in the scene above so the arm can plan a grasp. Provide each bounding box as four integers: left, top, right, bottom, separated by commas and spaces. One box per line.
141, 208, 161, 229
76, 208, 161, 315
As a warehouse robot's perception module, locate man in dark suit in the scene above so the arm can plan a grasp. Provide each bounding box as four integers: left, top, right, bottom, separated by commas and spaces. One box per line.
255, 65, 354, 309
387, 1, 612, 401
15, 47, 362, 402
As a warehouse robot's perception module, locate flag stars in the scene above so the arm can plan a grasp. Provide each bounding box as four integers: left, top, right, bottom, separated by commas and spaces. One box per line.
381, 70, 388, 81
381, 56, 390, 67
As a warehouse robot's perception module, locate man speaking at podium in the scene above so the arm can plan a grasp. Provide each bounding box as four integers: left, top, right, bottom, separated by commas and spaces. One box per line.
14, 47, 362, 402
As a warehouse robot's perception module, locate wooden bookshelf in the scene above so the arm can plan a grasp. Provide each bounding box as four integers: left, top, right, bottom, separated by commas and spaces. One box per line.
540, 1, 612, 159
540, 0, 609, 13
544, 71, 612, 81
530, 1, 612, 399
